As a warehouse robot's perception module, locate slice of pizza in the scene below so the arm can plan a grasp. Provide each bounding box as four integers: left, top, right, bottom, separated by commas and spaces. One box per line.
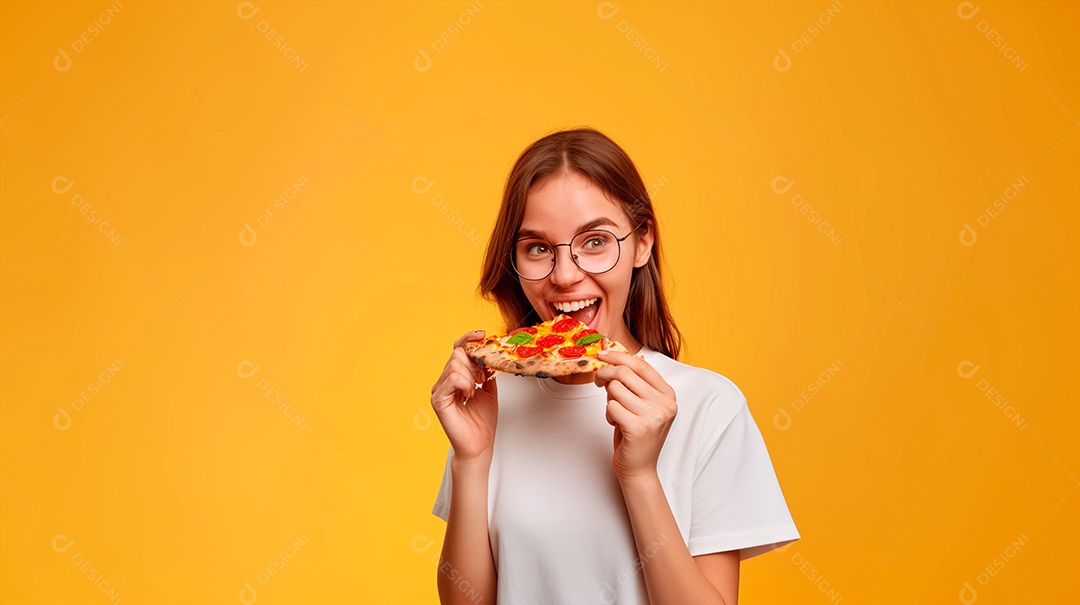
463, 314, 629, 378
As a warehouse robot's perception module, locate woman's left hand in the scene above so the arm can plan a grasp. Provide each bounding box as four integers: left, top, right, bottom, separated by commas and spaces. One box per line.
594, 350, 678, 483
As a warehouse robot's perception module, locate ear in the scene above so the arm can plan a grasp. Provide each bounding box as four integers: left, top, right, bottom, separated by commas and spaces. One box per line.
632, 222, 654, 268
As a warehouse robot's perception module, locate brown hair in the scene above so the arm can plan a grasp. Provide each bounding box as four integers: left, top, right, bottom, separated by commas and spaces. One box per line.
477, 127, 683, 359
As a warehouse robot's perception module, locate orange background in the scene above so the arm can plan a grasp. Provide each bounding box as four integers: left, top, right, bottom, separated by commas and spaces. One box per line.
2, 1, 1078, 603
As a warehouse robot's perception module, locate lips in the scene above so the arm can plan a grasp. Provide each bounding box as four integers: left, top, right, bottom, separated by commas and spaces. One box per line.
552, 298, 597, 313
550, 297, 601, 330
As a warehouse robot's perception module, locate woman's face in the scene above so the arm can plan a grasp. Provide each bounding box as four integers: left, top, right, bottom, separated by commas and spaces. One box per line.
517, 171, 653, 353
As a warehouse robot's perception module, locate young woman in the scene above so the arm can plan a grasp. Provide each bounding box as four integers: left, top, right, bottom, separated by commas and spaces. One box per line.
429, 128, 799, 605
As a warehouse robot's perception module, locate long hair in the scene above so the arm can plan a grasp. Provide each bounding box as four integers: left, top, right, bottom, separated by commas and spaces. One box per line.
477, 127, 683, 359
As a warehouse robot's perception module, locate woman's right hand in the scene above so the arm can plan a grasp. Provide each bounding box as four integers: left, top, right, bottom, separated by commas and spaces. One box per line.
430, 330, 499, 462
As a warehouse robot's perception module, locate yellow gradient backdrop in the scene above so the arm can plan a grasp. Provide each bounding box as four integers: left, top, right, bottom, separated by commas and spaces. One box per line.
2, 1, 1078, 603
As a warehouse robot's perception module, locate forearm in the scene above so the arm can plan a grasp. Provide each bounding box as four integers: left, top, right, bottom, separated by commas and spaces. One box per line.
620, 473, 730, 605
438, 456, 497, 605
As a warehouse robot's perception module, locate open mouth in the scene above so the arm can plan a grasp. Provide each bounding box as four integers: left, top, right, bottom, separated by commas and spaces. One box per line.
550, 297, 601, 330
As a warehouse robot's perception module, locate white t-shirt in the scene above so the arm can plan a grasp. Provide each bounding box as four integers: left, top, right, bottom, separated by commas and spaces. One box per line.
432, 346, 799, 604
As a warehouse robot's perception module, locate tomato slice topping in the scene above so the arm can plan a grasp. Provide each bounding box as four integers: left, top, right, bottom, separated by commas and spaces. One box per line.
536, 334, 566, 348
558, 346, 586, 358
514, 345, 541, 358
552, 318, 580, 333
572, 329, 598, 341
509, 326, 539, 335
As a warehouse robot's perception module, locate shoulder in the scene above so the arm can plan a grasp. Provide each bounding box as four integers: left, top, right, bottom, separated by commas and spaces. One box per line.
643, 350, 757, 463
642, 350, 747, 419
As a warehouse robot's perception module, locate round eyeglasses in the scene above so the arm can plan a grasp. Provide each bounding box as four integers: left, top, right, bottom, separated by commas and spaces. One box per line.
509, 228, 637, 281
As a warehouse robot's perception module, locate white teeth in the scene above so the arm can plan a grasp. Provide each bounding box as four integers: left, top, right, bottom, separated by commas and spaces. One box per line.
553, 298, 597, 312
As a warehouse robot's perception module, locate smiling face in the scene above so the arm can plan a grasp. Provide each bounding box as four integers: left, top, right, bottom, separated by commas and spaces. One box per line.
517, 171, 653, 363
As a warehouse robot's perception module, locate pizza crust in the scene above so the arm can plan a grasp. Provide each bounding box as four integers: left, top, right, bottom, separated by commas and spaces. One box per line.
463, 336, 628, 378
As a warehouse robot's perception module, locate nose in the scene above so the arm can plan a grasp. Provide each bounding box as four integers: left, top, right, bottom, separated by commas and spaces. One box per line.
549, 245, 586, 287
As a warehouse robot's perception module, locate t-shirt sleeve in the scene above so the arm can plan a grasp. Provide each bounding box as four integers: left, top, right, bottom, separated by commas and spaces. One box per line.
688, 401, 800, 560
432, 446, 453, 522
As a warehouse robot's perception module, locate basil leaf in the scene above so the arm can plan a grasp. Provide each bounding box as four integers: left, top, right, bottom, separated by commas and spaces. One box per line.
575, 333, 604, 346
506, 332, 534, 345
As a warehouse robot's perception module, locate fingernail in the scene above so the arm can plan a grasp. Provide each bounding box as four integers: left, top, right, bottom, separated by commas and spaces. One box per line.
597, 349, 610, 356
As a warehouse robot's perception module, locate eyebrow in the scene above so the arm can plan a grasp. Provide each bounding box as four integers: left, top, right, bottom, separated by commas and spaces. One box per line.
517, 217, 620, 240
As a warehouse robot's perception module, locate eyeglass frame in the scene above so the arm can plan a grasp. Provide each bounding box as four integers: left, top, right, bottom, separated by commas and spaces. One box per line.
507, 222, 644, 281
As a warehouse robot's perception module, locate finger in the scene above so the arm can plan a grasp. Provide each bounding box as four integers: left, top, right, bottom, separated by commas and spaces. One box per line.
431, 350, 480, 395
595, 364, 656, 401
449, 350, 485, 385
605, 397, 638, 430
597, 350, 675, 398
453, 329, 486, 349
606, 379, 648, 416
433, 372, 476, 409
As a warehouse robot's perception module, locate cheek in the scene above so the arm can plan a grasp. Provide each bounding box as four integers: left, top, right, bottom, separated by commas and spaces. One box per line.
596, 271, 632, 303
520, 281, 547, 308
